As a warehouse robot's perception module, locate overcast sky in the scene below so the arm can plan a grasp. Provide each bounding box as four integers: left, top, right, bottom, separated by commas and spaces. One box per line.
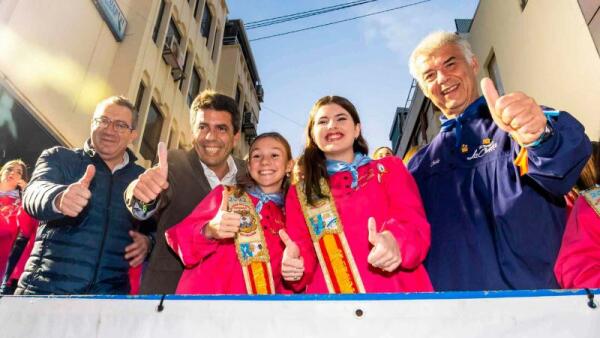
227, 0, 479, 157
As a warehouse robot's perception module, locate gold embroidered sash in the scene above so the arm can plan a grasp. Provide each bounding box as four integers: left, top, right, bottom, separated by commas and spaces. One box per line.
296, 179, 365, 294
222, 187, 275, 295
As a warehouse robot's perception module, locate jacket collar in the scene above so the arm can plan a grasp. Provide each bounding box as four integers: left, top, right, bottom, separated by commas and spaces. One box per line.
83, 139, 138, 165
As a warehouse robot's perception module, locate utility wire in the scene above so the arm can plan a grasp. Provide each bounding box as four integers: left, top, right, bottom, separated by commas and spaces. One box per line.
246, 0, 372, 25
245, 0, 380, 29
262, 106, 305, 128
250, 0, 431, 42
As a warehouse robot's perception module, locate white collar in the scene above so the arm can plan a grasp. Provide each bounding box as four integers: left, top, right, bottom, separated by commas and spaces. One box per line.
111, 152, 129, 174
200, 155, 238, 188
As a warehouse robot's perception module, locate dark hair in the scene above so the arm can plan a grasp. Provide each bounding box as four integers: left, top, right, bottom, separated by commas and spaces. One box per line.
96, 96, 138, 129
301, 95, 368, 205
576, 140, 600, 190
190, 90, 240, 134
234, 132, 293, 198
0, 159, 28, 182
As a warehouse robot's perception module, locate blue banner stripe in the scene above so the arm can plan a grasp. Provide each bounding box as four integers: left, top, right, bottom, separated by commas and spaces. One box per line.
7, 288, 599, 301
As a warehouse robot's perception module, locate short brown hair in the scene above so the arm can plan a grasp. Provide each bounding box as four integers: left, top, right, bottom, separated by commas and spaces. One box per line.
190, 90, 240, 134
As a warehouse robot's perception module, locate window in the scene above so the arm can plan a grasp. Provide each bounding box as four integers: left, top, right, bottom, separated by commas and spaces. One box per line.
140, 101, 164, 163
487, 53, 505, 96
201, 4, 212, 44
187, 68, 202, 107
211, 27, 221, 61
520, 0, 528, 10
134, 82, 146, 115
152, 0, 165, 43
179, 50, 190, 91
235, 85, 241, 108
167, 18, 182, 45
0, 83, 61, 169
578, 0, 600, 55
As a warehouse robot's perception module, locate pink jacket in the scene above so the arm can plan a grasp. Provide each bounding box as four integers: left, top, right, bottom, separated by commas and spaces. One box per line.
554, 195, 600, 288
166, 185, 288, 294
285, 156, 433, 293
0, 195, 37, 281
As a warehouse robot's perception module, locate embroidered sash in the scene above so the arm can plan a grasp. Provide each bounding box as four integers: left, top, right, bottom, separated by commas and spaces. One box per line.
582, 186, 600, 218
296, 179, 365, 294
222, 187, 275, 295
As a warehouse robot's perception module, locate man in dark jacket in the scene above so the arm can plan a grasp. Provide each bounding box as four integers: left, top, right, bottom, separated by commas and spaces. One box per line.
16, 96, 151, 294
125, 90, 246, 294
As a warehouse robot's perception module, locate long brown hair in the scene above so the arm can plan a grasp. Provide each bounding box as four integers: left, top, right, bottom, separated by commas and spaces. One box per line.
301, 95, 368, 205
576, 141, 600, 191
234, 132, 293, 198
0, 159, 28, 183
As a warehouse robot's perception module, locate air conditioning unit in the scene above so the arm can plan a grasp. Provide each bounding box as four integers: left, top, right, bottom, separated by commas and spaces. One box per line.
162, 35, 184, 81
256, 84, 264, 102
242, 111, 257, 140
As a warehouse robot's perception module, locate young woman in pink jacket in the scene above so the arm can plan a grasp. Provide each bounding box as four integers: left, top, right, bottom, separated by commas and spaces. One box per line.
281, 95, 433, 294
166, 132, 294, 294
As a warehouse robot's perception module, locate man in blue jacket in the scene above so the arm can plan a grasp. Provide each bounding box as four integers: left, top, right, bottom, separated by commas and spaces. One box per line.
16, 96, 151, 294
407, 31, 592, 291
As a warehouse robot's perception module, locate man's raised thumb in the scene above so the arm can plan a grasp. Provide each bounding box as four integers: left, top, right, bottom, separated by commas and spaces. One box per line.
368, 217, 378, 245
480, 77, 499, 113
157, 142, 168, 176
481, 77, 511, 131
279, 229, 300, 257
78, 164, 96, 189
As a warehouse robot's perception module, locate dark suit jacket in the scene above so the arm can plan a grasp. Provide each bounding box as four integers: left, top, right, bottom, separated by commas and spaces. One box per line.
125, 148, 247, 294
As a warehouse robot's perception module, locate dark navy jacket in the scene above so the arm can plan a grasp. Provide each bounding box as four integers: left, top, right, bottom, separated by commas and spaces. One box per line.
408, 97, 591, 291
17, 141, 144, 294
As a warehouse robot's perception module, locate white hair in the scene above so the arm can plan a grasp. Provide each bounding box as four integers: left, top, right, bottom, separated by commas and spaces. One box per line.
408, 31, 475, 84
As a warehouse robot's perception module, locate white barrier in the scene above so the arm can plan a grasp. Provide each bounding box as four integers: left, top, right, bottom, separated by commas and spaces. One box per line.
0, 289, 599, 338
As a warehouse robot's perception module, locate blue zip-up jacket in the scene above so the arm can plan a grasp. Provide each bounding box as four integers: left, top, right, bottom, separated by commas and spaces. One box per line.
17, 141, 144, 294
408, 97, 592, 291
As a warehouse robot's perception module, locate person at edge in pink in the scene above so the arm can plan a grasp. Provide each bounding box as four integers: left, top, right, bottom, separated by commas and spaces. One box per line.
0, 160, 37, 290
166, 132, 294, 294
281, 95, 433, 293
554, 139, 600, 288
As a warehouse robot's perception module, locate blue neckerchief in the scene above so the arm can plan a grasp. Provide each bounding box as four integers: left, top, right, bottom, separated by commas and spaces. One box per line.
247, 185, 284, 214
325, 153, 371, 189
0, 189, 20, 199
439, 96, 486, 147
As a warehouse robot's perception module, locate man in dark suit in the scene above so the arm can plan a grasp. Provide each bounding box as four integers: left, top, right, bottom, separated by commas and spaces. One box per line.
125, 90, 247, 294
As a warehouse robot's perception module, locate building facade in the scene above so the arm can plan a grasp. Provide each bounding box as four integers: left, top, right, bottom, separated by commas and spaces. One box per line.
216, 19, 262, 159
0, 0, 261, 168
392, 1, 600, 158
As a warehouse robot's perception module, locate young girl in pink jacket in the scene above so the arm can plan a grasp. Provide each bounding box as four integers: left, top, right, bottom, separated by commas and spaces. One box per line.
554, 141, 600, 288
280, 95, 433, 294
166, 132, 293, 294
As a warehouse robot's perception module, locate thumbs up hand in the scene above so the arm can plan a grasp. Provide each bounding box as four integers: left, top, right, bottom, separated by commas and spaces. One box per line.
367, 217, 402, 272
56, 164, 95, 217
204, 210, 241, 240
279, 229, 305, 282
481, 77, 547, 145
132, 142, 170, 203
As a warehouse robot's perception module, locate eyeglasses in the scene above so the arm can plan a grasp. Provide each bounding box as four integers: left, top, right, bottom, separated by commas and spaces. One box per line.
93, 117, 133, 133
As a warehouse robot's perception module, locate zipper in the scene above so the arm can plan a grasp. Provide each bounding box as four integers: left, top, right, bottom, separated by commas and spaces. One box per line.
85, 166, 114, 293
